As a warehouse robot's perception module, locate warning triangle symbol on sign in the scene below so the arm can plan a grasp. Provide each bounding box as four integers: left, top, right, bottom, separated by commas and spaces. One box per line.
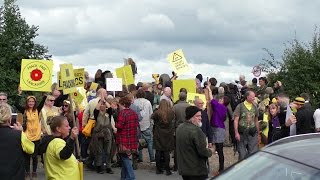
172, 53, 183, 62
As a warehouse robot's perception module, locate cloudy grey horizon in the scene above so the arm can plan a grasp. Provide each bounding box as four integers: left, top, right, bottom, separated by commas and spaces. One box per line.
13, 0, 320, 84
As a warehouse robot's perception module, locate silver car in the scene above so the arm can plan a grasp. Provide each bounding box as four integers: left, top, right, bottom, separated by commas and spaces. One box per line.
213, 133, 320, 180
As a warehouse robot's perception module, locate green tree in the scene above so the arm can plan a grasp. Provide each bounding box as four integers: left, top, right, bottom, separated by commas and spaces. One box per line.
0, 0, 48, 103
262, 30, 320, 108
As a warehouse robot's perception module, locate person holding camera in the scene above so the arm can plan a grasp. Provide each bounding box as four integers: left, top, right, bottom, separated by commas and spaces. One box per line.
234, 90, 260, 160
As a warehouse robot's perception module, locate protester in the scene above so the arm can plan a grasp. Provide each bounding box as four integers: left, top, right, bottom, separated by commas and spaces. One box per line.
293, 97, 314, 135
313, 103, 320, 132
267, 103, 281, 143
176, 106, 212, 180
151, 99, 175, 175
0, 103, 35, 180
90, 98, 114, 174
172, 92, 190, 171
194, 98, 213, 149
234, 90, 259, 160
160, 87, 173, 107
133, 89, 155, 163
15, 87, 45, 179
210, 95, 230, 174
61, 100, 76, 128
116, 96, 139, 180
0, 92, 8, 105
40, 95, 61, 135
39, 116, 80, 179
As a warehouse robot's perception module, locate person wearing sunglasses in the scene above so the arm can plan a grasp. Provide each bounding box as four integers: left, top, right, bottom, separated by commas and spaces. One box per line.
0, 92, 8, 105
15, 86, 46, 179
40, 95, 61, 135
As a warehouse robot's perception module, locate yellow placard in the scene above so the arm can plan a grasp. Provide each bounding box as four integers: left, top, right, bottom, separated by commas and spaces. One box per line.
89, 82, 99, 91
167, 49, 191, 75
20, 59, 53, 92
172, 79, 196, 103
71, 90, 84, 105
187, 93, 207, 109
116, 65, 134, 85
77, 87, 88, 111
60, 63, 77, 94
57, 68, 85, 90
152, 74, 160, 84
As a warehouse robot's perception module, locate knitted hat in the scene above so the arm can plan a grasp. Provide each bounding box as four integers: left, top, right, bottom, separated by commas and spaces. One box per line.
185, 106, 201, 120
293, 97, 305, 105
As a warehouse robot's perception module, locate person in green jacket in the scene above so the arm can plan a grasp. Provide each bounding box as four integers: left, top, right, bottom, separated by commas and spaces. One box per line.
176, 106, 213, 180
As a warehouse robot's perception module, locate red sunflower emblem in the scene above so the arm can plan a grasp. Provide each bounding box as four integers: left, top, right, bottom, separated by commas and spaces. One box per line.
30, 69, 43, 81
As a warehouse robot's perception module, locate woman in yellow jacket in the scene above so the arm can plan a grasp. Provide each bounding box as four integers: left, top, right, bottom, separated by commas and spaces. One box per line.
39, 116, 80, 180
15, 87, 45, 179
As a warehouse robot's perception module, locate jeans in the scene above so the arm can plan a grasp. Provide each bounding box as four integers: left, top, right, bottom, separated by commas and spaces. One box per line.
120, 154, 135, 180
138, 129, 155, 161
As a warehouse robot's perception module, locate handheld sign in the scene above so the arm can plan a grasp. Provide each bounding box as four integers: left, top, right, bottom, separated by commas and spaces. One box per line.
187, 93, 207, 109
172, 79, 196, 103
116, 65, 134, 86
106, 78, 123, 91
167, 49, 191, 75
60, 63, 77, 95
57, 68, 85, 90
89, 82, 99, 91
20, 59, 53, 92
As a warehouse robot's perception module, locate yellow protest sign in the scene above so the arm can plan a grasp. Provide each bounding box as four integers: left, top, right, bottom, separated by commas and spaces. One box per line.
116, 65, 134, 86
20, 59, 53, 92
57, 68, 85, 90
187, 93, 207, 109
71, 90, 84, 105
152, 74, 160, 84
167, 49, 191, 75
60, 64, 77, 94
89, 82, 99, 91
172, 79, 196, 103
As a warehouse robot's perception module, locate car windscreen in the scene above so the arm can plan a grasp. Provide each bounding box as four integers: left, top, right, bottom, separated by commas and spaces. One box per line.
213, 151, 320, 180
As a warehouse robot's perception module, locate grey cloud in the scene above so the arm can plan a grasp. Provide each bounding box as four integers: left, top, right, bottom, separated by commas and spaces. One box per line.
15, 0, 320, 70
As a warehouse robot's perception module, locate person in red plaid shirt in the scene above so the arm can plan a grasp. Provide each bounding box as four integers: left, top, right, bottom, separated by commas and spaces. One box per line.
116, 96, 139, 180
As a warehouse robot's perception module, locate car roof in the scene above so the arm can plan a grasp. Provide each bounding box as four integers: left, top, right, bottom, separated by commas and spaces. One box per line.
262, 133, 320, 169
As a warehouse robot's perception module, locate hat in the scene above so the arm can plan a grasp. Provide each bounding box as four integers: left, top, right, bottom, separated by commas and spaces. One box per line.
293, 97, 305, 105
27, 96, 36, 101
185, 106, 201, 120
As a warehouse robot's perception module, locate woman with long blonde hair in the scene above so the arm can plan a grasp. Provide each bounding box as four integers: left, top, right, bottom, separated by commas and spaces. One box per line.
40, 95, 61, 135
151, 99, 175, 175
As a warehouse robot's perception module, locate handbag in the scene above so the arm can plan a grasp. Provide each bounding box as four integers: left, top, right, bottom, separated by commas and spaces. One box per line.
82, 119, 96, 137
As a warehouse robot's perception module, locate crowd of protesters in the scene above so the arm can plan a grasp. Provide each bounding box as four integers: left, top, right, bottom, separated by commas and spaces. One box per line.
0, 62, 319, 180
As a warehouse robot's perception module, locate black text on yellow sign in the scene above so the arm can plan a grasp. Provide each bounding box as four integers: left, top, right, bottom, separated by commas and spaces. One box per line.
57, 68, 85, 90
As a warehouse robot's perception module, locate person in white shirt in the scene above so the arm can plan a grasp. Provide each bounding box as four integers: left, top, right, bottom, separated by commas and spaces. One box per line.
313, 106, 320, 132
134, 89, 155, 163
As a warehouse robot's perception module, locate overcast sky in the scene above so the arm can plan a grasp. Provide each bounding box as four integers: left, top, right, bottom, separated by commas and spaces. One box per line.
13, 0, 320, 84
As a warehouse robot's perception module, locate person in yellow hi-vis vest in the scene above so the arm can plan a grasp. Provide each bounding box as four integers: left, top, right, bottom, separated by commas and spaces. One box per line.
39, 116, 80, 180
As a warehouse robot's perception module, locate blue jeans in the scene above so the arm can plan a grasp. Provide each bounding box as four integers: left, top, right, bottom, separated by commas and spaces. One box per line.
138, 129, 155, 161
120, 154, 135, 180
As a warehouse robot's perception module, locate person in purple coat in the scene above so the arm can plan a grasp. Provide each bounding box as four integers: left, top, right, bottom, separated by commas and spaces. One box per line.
210, 95, 230, 173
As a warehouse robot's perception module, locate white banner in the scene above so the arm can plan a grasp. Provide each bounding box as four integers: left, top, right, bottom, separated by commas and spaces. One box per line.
106, 78, 123, 91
